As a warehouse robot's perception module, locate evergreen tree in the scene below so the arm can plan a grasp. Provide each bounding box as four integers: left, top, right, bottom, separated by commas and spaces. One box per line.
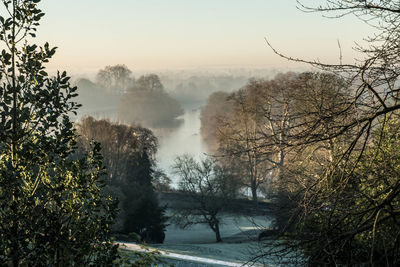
0, 1, 118, 265
76, 118, 168, 244
122, 151, 167, 243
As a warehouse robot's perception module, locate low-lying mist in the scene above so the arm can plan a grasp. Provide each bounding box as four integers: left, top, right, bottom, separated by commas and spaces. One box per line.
73, 65, 276, 183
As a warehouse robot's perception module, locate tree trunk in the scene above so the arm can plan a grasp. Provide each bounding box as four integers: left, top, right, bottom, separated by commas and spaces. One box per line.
251, 181, 258, 204
214, 223, 222, 243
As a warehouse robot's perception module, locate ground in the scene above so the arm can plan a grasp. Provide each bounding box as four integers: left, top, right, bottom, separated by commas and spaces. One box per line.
144, 214, 280, 266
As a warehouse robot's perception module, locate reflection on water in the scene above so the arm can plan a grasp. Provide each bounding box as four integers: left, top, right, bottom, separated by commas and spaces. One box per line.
157, 109, 207, 186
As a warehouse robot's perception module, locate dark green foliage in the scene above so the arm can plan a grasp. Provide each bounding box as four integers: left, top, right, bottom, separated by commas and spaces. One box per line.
77, 117, 168, 244
117, 248, 169, 267
269, 191, 298, 233
122, 151, 167, 244
0, 0, 119, 265
129, 152, 153, 187
122, 187, 167, 244
0, 142, 119, 265
293, 117, 400, 266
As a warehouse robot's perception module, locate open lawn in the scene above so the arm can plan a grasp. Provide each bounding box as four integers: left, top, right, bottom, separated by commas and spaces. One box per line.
145, 214, 280, 266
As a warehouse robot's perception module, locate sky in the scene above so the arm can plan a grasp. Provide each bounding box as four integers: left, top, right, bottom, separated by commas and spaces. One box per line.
34, 0, 374, 75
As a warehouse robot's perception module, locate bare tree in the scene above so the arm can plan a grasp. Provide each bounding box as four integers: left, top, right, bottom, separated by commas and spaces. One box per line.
215, 74, 300, 202
256, 1, 400, 266
217, 84, 271, 203
265, 1, 400, 149
172, 155, 239, 242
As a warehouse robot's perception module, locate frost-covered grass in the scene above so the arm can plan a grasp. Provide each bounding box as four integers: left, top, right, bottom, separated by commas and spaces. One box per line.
163, 214, 271, 243
145, 214, 279, 266
119, 214, 287, 266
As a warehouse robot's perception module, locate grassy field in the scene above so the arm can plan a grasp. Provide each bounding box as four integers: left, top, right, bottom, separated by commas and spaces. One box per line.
146, 214, 277, 266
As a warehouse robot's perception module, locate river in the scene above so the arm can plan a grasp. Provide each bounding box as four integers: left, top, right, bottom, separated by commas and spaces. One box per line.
156, 107, 208, 187
75, 103, 208, 187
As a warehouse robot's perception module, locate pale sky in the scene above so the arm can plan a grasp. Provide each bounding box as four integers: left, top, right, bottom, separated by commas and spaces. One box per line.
35, 0, 373, 75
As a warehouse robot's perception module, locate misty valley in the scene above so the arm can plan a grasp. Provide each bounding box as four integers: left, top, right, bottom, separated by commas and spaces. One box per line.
72, 66, 284, 265
1, 1, 399, 266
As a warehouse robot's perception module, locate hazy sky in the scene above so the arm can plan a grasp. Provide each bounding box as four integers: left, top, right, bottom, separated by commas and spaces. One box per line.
36, 0, 373, 74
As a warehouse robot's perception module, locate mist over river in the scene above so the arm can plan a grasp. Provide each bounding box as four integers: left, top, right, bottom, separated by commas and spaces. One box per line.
157, 107, 208, 187
74, 102, 209, 188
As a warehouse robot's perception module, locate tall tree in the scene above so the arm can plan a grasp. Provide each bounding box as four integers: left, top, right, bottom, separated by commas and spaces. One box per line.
122, 151, 168, 243
215, 74, 298, 202
217, 84, 270, 203
258, 1, 400, 265
0, 1, 118, 265
76, 117, 167, 243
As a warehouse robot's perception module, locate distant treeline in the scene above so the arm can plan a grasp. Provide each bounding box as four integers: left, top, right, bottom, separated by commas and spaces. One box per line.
75, 65, 260, 121
75, 65, 183, 129
162, 74, 249, 107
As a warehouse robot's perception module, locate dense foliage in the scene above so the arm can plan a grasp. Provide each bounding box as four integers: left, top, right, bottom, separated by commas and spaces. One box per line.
77, 117, 168, 244
0, 0, 118, 265
295, 117, 400, 265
